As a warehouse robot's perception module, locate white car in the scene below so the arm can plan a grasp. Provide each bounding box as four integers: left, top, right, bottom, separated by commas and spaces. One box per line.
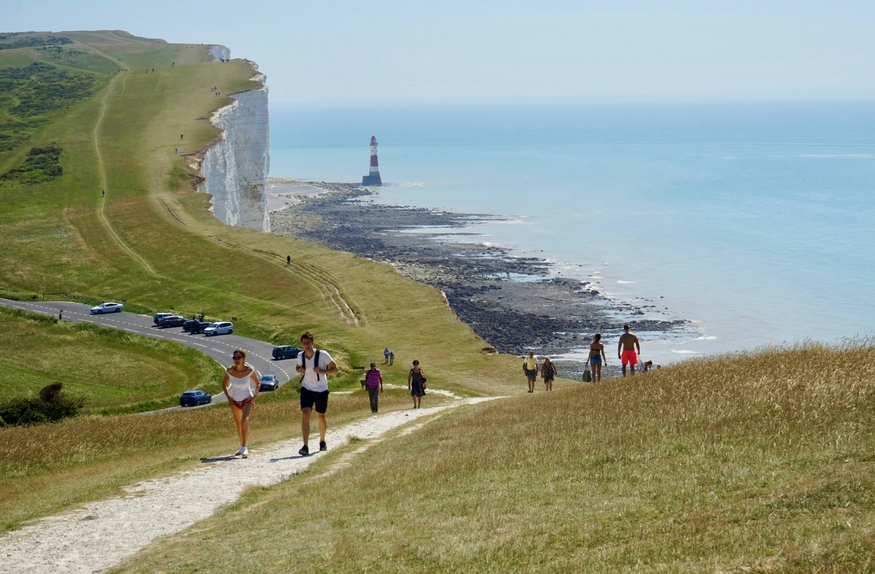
204, 321, 233, 336
91, 302, 123, 314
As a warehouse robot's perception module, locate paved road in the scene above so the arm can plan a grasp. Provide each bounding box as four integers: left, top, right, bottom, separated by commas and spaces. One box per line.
0, 298, 297, 409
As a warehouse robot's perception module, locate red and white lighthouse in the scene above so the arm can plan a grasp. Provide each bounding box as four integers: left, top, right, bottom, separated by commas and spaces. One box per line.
361, 135, 382, 186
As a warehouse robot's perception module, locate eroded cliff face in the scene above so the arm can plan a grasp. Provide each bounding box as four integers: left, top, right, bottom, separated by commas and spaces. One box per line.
207, 45, 231, 61
197, 68, 270, 232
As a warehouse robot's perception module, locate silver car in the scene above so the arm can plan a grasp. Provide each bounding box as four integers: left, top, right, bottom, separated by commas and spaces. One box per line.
204, 321, 233, 336
91, 302, 123, 314
259, 374, 278, 391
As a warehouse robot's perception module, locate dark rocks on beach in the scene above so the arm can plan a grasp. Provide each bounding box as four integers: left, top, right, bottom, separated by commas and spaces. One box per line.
269, 184, 685, 377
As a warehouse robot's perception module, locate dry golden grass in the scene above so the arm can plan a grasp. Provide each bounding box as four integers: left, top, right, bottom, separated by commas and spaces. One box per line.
115, 343, 875, 573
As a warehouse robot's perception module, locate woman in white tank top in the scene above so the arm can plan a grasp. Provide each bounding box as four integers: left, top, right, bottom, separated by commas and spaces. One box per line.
222, 348, 260, 458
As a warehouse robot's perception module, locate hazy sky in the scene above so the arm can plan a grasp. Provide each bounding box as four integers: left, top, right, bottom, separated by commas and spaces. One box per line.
5, 0, 875, 106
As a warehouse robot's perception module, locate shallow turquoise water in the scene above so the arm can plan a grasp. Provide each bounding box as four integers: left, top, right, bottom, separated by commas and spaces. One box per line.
269, 103, 875, 364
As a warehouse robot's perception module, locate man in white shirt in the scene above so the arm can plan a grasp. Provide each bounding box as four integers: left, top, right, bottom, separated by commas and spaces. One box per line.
296, 331, 338, 456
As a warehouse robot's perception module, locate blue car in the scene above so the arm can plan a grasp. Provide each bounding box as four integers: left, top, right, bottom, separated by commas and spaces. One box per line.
272, 345, 301, 360
180, 390, 212, 407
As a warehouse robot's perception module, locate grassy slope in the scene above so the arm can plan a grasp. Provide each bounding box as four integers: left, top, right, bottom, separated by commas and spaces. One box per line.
0, 32, 517, 399
116, 344, 875, 574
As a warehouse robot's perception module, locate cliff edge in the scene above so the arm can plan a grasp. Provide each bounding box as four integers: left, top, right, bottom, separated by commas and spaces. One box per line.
197, 64, 270, 232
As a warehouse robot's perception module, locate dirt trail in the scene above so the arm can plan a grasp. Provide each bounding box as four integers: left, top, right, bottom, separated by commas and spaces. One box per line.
0, 397, 496, 574
93, 74, 161, 278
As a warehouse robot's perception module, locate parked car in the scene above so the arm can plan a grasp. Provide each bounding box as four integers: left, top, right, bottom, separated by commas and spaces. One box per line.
259, 374, 278, 391
183, 320, 212, 334
91, 302, 123, 314
272, 345, 301, 360
158, 315, 186, 328
204, 321, 233, 336
180, 390, 211, 407
154, 312, 174, 325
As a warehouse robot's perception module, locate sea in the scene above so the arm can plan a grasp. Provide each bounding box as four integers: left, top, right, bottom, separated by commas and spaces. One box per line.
269, 102, 875, 366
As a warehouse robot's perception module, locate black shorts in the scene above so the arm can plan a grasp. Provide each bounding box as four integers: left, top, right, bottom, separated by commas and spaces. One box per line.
300, 387, 329, 414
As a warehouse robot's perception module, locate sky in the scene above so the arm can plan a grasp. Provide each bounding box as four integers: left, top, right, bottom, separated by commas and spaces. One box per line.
4, 0, 875, 107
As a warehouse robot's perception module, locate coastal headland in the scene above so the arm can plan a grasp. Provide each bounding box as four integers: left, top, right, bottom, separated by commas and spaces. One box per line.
269, 179, 686, 377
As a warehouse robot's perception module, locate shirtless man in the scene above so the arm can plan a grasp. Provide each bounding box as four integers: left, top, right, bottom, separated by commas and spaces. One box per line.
522, 351, 539, 393
617, 324, 641, 377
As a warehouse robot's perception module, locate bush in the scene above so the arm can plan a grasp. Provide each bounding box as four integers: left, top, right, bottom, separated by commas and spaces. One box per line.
0, 383, 84, 426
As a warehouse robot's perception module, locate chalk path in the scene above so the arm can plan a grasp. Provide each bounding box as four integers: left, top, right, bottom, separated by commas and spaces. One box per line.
0, 398, 495, 574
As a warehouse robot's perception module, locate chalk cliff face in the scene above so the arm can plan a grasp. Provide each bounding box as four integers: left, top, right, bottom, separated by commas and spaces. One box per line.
197, 68, 270, 232
207, 45, 231, 61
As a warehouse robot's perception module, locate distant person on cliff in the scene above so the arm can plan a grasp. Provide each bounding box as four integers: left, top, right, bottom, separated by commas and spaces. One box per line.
408, 360, 426, 409
286, 254, 290, 265
541, 357, 557, 391
618, 324, 641, 377
365, 362, 383, 413
523, 352, 539, 393
223, 349, 260, 458
388, 350, 394, 365
588, 334, 607, 382
296, 331, 338, 456
384, 347, 390, 364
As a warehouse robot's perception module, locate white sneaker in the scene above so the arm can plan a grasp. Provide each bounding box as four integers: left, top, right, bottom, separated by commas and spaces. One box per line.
241, 447, 249, 458
235, 447, 245, 456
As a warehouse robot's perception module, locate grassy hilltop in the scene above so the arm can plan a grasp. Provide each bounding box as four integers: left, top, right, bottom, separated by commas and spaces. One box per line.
0, 30, 515, 393
1, 31, 874, 572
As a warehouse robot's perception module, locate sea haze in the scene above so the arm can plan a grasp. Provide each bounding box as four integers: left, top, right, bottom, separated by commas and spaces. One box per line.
270, 102, 875, 365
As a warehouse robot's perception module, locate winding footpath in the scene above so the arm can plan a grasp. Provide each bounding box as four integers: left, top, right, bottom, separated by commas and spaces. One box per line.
0, 398, 494, 574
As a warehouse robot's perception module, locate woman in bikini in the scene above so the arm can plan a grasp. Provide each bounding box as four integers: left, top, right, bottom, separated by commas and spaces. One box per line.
588, 334, 607, 383
223, 348, 260, 458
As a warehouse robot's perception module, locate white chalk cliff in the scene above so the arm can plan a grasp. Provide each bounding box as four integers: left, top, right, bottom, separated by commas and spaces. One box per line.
207, 45, 231, 61
197, 60, 270, 233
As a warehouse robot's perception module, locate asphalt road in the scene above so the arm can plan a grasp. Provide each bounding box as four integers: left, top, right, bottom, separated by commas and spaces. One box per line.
0, 297, 298, 410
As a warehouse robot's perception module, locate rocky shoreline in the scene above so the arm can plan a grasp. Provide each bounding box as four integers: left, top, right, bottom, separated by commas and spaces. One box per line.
269, 182, 686, 378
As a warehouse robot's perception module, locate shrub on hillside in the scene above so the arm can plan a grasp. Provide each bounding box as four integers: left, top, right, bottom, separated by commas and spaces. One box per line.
0, 383, 84, 426
0, 145, 64, 184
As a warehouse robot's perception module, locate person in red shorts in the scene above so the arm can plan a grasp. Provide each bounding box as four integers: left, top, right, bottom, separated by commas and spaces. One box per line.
617, 324, 641, 377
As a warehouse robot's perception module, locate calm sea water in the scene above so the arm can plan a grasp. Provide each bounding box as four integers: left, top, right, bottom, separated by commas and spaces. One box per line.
269, 103, 875, 365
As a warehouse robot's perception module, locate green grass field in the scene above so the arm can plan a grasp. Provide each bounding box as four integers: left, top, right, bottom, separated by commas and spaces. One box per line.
0, 307, 223, 413
1, 31, 874, 572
